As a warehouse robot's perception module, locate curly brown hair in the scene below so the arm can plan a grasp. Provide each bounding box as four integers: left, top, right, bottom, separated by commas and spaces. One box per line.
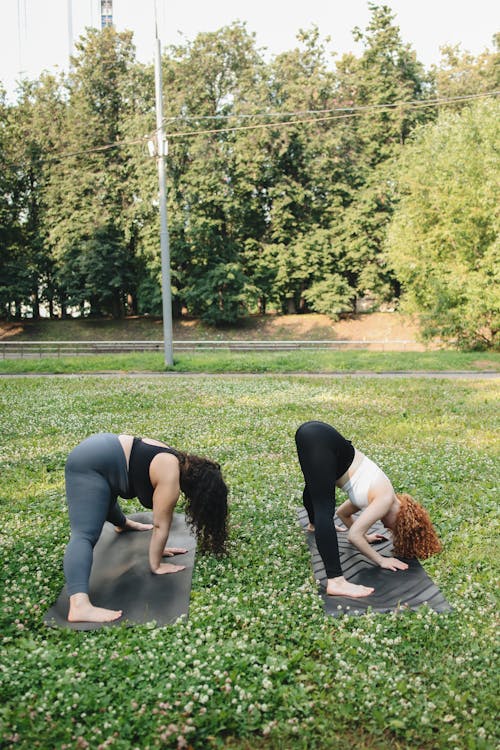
392, 493, 442, 559
176, 451, 228, 555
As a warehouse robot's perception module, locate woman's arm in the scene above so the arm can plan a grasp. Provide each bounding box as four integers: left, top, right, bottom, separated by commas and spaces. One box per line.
336, 500, 358, 528
149, 497, 175, 572
149, 454, 185, 575
347, 496, 408, 571
337, 500, 386, 542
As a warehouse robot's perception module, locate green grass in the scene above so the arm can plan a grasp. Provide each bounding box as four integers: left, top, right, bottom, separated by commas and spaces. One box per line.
0, 376, 498, 749
0, 349, 498, 374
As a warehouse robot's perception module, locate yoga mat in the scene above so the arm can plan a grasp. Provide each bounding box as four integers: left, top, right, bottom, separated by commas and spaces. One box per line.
297, 507, 451, 617
44, 512, 196, 631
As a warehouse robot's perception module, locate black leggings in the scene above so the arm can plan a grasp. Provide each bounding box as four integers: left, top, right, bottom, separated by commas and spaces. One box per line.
63, 433, 129, 596
295, 421, 355, 578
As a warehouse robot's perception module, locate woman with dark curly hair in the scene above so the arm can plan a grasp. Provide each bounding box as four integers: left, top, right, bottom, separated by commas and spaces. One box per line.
63, 433, 228, 623
295, 421, 441, 599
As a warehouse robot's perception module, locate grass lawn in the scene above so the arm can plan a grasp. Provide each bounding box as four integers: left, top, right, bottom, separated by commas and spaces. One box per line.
0, 349, 499, 374
0, 375, 498, 749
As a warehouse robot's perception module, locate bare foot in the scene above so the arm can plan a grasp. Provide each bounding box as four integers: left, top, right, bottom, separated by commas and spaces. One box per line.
68, 593, 122, 623
326, 576, 374, 598
115, 519, 153, 533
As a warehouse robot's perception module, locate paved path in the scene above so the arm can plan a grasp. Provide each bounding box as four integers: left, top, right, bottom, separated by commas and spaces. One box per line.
0, 370, 498, 379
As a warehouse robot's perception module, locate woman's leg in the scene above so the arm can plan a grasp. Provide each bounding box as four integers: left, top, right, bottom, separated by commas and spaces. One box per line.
302, 486, 315, 526
63, 438, 123, 621
63, 468, 114, 596
295, 422, 342, 578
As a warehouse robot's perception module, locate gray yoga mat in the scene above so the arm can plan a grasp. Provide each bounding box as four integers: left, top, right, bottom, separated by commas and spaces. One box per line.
297, 507, 451, 617
44, 512, 196, 631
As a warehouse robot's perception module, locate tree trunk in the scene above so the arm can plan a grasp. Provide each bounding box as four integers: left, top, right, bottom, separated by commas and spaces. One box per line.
32, 291, 40, 320
127, 293, 137, 316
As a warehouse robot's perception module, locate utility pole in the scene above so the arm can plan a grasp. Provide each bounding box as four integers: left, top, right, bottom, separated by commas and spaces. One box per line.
153, 5, 174, 366
101, 0, 113, 28
67, 0, 73, 64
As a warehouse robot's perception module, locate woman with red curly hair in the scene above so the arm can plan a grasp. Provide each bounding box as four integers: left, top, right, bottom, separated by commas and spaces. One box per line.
295, 421, 441, 599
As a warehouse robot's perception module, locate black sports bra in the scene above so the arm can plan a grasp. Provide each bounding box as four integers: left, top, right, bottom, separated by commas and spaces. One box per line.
128, 437, 178, 508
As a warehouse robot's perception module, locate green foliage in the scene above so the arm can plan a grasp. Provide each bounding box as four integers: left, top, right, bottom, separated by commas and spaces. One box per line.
0, 375, 498, 749
302, 275, 353, 317
43, 27, 144, 318
386, 100, 500, 349
0, 77, 66, 318
332, 4, 432, 306
162, 23, 269, 322
0, 9, 498, 330
431, 36, 500, 103
184, 261, 258, 325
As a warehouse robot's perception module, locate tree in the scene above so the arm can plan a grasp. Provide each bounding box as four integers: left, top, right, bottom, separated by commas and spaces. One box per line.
332, 4, 431, 307
159, 23, 267, 323
385, 100, 499, 349
431, 35, 500, 105
260, 27, 348, 313
45, 27, 144, 317
0, 87, 24, 317
0, 75, 69, 318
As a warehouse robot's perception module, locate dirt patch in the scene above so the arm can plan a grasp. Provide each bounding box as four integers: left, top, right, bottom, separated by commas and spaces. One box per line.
472, 359, 499, 370
0, 323, 24, 340
233, 312, 430, 351
0, 312, 432, 350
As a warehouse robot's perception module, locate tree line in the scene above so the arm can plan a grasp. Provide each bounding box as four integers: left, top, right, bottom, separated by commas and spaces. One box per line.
0, 4, 498, 348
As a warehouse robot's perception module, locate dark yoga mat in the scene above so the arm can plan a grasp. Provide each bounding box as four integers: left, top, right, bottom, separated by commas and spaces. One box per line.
44, 512, 196, 631
297, 507, 451, 617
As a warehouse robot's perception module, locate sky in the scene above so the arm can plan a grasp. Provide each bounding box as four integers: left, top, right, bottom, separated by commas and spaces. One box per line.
1, 0, 499, 100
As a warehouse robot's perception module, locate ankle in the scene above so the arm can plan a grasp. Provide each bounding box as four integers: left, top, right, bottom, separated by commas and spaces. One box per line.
329, 576, 346, 585
69, 593, 90, 609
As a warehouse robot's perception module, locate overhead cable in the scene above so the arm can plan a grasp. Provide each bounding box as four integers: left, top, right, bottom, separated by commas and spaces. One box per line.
11, 89, 500, 167
161, 90, 499, 124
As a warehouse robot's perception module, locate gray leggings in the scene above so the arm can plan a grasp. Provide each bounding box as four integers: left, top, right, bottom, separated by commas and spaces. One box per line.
63, 433, 129, 596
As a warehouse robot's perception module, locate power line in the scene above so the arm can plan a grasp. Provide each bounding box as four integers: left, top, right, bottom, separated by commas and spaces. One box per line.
10, 89, 499, 168
160, 90, 499, 124
39, 134, 150, 164
16, 0, 29, 74
160, 90, 500, 139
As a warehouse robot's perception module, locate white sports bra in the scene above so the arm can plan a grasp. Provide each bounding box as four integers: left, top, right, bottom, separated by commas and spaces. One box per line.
339, 456, 391, 509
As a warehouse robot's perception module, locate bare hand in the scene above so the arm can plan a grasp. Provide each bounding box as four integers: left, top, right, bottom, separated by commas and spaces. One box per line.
163, 547, 188, 557
365, 533, 386, 544
309, 523, 347, 533
115, 519, 153, 533
379, 556, 408, 571
153, 563, 186, 575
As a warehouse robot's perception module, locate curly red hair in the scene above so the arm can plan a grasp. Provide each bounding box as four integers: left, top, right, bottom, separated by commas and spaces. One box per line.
392, 493, 442, 559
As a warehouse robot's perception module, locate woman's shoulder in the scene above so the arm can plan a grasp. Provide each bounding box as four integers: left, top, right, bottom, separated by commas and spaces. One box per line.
141, 437, 170, 448
149, 450, 180, 491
